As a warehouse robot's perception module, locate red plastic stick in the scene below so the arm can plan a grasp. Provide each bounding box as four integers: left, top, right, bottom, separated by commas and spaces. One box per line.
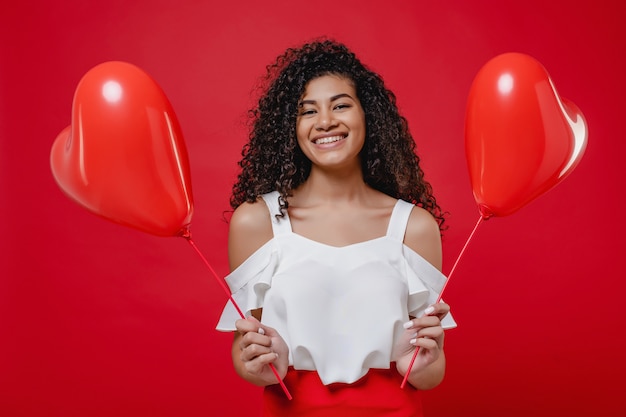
400, 215, 484, 388
186, 237, 293, 400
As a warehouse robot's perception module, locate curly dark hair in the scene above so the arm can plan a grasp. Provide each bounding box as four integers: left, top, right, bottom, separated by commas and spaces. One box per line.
230, 38, 446, 230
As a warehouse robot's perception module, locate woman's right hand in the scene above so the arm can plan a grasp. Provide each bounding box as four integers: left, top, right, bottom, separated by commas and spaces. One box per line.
235, 316, 289, 385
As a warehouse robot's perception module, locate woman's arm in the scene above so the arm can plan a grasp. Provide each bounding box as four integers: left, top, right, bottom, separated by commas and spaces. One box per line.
228, 201, 289, 386
395, 206, 448, 390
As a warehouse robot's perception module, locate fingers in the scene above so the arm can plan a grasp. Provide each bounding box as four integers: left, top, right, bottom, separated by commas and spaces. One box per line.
239, 327, 279, 371
237, 317, 272, 349
240, 338, 276, 362
235, 316, 273, 339
239, 329, 270, 349
412, 323, 444, 342
403, 304, 448, 350
236, 316, 279, 368
410, 335, 439, 350
404, 302, 450, 329
403, 315, 441, 332
235, 315, 261, 332
241, 350, 279, 374
425, 302, 450, 321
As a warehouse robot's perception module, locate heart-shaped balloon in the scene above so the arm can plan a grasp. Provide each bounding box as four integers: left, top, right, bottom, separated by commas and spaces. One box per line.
465, 53, 587, 219
50, 61, 194, 237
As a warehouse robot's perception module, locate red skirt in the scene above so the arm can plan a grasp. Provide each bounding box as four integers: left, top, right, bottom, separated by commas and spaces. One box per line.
263, 364, 423, 417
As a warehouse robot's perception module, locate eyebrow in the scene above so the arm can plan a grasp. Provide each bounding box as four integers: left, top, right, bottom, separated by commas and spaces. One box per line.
298, 93, 354, 107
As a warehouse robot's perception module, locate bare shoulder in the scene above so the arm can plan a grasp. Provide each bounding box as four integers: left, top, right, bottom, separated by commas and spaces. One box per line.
404, 205, 443, 271
228, 199, 273, 271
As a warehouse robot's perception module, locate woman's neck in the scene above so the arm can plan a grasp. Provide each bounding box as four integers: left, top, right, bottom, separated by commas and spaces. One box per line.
292, 165, 373, 205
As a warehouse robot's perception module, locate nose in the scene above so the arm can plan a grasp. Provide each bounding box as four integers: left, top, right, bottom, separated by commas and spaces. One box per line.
314, 109, 337, 131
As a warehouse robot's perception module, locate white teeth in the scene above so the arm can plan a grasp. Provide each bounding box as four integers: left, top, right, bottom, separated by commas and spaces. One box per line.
314, 135, 344, 144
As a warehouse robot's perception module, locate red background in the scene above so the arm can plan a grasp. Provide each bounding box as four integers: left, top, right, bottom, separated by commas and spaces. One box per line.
1, 1, 625, 416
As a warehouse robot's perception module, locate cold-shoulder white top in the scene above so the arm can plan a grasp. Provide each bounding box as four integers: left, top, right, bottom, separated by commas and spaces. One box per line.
216, 191, 456, 385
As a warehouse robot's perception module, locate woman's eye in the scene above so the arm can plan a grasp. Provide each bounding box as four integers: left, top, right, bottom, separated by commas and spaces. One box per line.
300, 109, 316, 116
334, 103, 351, 110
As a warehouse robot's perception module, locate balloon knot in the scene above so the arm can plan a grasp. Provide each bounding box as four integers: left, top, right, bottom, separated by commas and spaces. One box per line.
179, 226, 192, 240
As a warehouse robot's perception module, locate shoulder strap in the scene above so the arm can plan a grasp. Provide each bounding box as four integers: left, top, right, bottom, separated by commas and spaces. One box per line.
261, 191, 292, 235
386, 199, 414, 241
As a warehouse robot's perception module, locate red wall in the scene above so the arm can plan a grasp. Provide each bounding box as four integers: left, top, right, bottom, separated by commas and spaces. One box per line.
2, 1, 624, 416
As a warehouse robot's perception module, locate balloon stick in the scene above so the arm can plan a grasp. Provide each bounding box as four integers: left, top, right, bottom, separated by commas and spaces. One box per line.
400, 215, 484, 388
186, 237, 293, 400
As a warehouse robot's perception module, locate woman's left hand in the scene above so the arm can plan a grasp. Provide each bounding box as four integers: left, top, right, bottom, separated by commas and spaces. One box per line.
393, 302, 449, 378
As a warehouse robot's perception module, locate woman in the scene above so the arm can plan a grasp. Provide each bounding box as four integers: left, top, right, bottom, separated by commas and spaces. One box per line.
216, 39, 455, 416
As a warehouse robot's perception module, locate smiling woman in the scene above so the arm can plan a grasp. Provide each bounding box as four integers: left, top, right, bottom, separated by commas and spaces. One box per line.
2, 1, 623, 416
215, 39, 456, 417
295, 75, 366, 171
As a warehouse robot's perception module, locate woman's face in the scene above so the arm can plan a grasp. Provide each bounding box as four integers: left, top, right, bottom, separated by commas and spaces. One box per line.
296, 74, 366, 171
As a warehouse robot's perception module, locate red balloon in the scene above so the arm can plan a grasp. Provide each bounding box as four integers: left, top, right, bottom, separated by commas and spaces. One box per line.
465, 53, 587, 219
50, 61, 194, 237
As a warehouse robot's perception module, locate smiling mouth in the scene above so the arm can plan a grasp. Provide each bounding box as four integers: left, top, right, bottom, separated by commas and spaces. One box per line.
313, 135, 345, 145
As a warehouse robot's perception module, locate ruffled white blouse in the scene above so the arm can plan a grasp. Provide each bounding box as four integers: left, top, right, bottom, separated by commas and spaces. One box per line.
216, 191, 456, 385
